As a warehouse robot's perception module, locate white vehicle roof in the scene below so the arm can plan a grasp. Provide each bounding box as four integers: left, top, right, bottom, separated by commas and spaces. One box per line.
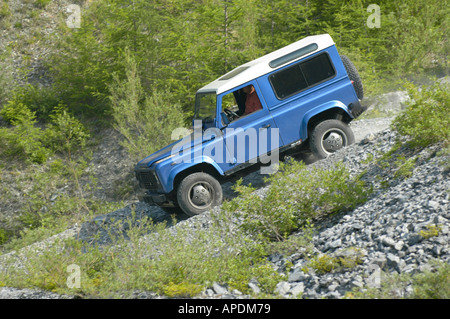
197, 34, 335, 95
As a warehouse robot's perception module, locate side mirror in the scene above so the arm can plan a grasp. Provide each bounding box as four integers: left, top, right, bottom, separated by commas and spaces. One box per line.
220, 112, 230, 127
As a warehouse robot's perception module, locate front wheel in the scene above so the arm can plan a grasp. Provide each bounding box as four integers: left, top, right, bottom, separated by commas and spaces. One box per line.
177, 172, 223, 217
310, 119, 355, 159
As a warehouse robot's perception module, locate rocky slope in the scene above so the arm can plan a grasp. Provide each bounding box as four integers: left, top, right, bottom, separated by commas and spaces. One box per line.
123, 127, 448, 300
1, 115, 448, 299
272, 131, 449, 299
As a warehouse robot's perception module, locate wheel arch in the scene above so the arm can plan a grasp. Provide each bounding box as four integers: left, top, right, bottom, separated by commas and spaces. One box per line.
302, 103, 353, 139
171, 162, 223, 195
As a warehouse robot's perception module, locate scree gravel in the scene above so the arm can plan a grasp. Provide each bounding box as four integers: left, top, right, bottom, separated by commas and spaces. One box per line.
1, 118, 448, 299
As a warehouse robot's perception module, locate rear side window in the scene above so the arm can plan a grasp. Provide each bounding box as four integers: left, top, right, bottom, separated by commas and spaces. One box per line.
269, 53, 335, 100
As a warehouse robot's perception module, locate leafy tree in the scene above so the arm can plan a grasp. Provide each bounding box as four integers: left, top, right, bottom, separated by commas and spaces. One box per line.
108, 50, 185, 161
33, 0, 450, 119
48, 0, 164, 118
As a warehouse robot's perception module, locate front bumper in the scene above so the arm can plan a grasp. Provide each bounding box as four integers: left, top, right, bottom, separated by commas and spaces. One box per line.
139, 192, 168, 205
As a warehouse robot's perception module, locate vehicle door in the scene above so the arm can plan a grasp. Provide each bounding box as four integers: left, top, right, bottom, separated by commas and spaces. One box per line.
218, 81, 280, 174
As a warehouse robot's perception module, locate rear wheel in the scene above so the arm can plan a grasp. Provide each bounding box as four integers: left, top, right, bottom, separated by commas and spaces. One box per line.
177, 172, 223, 216
310, 119, 355, 159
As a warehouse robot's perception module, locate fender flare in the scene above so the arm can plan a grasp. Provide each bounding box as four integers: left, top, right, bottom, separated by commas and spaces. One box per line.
165, 156, 225, 193
301, 100, 353, 139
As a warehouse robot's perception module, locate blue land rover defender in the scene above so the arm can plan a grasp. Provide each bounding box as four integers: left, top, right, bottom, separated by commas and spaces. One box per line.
135, 34, 366, 216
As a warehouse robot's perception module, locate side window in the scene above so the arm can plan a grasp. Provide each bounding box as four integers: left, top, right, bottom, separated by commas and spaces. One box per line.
301, 53, 335, 86
269, 53, 336, 100
222, 92, 237, 111
221, 85, 263, 124
220, 91, 240, 126
269, 65, 307, 99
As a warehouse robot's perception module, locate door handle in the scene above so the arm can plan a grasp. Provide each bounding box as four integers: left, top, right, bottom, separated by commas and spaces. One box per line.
261, 124, 271, 129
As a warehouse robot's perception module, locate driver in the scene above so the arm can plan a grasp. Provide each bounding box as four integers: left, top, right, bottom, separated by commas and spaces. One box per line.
242, 85, 262, 115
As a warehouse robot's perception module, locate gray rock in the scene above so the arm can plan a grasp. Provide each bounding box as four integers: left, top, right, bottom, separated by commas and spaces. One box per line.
212, 282, 228, 295
328, 282, 339, 292
408, 234, 423, 246
351, 276, 364, 288
288, 283, 304, 297
326, 238, 342, 250
386, 253, 401, 270
275, 281, 290, 296
248, 280, 261, 295
381, 236, 396, 247
428, 200, 440, 211
288, 268, 306, 282
361, 133, 376, 144
371, 255, 387, 269
394, 241, 405, 251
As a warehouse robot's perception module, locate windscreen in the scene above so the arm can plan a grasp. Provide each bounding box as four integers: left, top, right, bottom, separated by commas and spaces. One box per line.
194, 92, 217, 123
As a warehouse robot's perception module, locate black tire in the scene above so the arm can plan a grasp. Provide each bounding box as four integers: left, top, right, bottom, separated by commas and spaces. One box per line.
340, 55, 364, 100
176, 172, 223, 217
310, 119, 355, 159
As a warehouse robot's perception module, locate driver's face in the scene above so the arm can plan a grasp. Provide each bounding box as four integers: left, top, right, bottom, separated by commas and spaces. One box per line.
243, 85, 253, 94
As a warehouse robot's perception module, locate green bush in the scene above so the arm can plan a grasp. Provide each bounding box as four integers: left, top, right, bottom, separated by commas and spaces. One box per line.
0, 229, 9, 246
34, 0, 51, 9
0, 102, 51, 163
306, 248, 365, 275
411, 260, 450, 299
0, 1, 11, 18
223, 160, 371, 242
44, 106, 90, 157
163, 282, 204, 298
391, 81, 449, 148
419, 225, 442, 240
0, 210, 282, 297
2, 84, 61, 121
393, 155, 417, 179
308, 254, 340, 274
1, 99, 37, 125
0, 102, 90, 164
